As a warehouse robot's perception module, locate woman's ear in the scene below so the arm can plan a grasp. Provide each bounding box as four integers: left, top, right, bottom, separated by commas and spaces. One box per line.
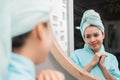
102, 32, 105, 39
34, 21, 46, 40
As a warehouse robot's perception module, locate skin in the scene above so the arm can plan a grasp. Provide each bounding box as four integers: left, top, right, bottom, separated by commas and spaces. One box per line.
13, 21, 52, 65
36, 70, 65, 80
83, 26, 116, 80
84, 26, 104, 52
13, 21, 65, 80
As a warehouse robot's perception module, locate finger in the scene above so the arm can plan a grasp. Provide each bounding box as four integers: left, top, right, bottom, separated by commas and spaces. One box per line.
37, 73, 44, 80
40, 70, 51, 80
55, 71, 65, 80
37, 70, 65, 80
38, 70, 50, 80
46, 70, 65, 80
47, 70, 58, 80
96, 53, 107, 57
99, 56, 106, 63
102, 55, 107, 59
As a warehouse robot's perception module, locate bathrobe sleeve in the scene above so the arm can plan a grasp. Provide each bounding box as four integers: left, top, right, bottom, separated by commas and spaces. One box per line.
109, 55, 120, 80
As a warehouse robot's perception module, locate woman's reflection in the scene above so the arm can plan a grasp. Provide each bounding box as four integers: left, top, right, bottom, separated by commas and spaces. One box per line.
70, 9, 120, 80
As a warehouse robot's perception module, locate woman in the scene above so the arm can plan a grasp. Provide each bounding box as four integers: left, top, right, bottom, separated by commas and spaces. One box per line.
6, 0, 65, 80
70, 9, 120, 80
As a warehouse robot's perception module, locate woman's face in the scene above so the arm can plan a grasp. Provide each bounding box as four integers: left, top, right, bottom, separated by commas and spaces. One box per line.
84, 26, 104, 52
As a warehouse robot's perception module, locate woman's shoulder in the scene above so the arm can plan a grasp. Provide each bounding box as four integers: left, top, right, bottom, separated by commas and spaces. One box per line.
71, 48, 86, 58
74, 48, 86, 54
105, 52, 116, 58
105, 52, 119, 66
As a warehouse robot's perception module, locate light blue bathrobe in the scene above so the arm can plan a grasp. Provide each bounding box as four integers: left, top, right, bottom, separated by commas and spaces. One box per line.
0, 0, 11, 79
70, 44, 120, 80
6, 53, 36, 80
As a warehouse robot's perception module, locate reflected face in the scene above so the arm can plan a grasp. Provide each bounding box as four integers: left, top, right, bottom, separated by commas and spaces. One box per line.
84, 26, 104, 52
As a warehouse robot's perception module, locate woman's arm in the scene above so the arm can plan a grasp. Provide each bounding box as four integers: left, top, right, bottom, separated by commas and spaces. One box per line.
84, 53, 106, 72
99, 56, 116, 80
84, 62, 96, 72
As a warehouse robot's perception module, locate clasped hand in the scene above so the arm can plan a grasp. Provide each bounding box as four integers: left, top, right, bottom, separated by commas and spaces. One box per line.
91, 52, 107, 66
36, 70, 65, 80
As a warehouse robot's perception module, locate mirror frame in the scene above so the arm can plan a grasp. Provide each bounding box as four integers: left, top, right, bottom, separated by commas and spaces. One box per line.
50, 0, 103, 79
50, 37, 102, 80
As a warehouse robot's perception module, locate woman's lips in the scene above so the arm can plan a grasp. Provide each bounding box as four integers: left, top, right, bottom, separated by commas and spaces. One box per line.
91, 43, 97, 47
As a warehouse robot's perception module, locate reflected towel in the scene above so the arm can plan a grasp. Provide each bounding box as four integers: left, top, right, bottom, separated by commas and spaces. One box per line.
80, 9, 104, 39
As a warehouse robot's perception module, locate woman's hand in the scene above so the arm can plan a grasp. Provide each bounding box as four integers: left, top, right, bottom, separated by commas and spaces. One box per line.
99, 55, 107, 67
98, 56, 116, 80
84, 52, 107, 72
36, 70, 65, 80
91, 52, 107, 66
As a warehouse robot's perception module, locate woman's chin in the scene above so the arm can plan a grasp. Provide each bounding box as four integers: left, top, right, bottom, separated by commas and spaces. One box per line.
92, 47, 100, 52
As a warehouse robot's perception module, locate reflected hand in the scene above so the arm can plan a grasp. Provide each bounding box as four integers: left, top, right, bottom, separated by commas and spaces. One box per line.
91, 52, 107, 66
36, 70, 65, 80
99, 55, 107, 66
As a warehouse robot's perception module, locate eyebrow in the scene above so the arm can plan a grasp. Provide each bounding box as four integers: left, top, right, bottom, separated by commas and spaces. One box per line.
85, 31, 99, 35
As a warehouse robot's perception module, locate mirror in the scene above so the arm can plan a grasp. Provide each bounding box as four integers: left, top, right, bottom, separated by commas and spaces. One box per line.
50, 0, 120, 79
50, 0, 103, 79
50, 36, 103, 80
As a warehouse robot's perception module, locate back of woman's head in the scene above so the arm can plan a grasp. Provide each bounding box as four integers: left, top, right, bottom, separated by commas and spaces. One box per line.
11, 0, 52, 37
11, 0, 52, 51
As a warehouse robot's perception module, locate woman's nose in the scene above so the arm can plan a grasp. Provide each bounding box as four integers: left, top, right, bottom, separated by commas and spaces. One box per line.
90, 36, 96, 42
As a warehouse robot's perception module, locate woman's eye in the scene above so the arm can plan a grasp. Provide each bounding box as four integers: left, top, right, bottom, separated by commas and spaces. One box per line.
85, 35, 90, 39
94, 33, 99, 37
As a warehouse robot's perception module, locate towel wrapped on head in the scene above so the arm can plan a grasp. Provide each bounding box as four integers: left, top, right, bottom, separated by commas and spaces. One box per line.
11, 0, 52, 37
80, 9, 104, 40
